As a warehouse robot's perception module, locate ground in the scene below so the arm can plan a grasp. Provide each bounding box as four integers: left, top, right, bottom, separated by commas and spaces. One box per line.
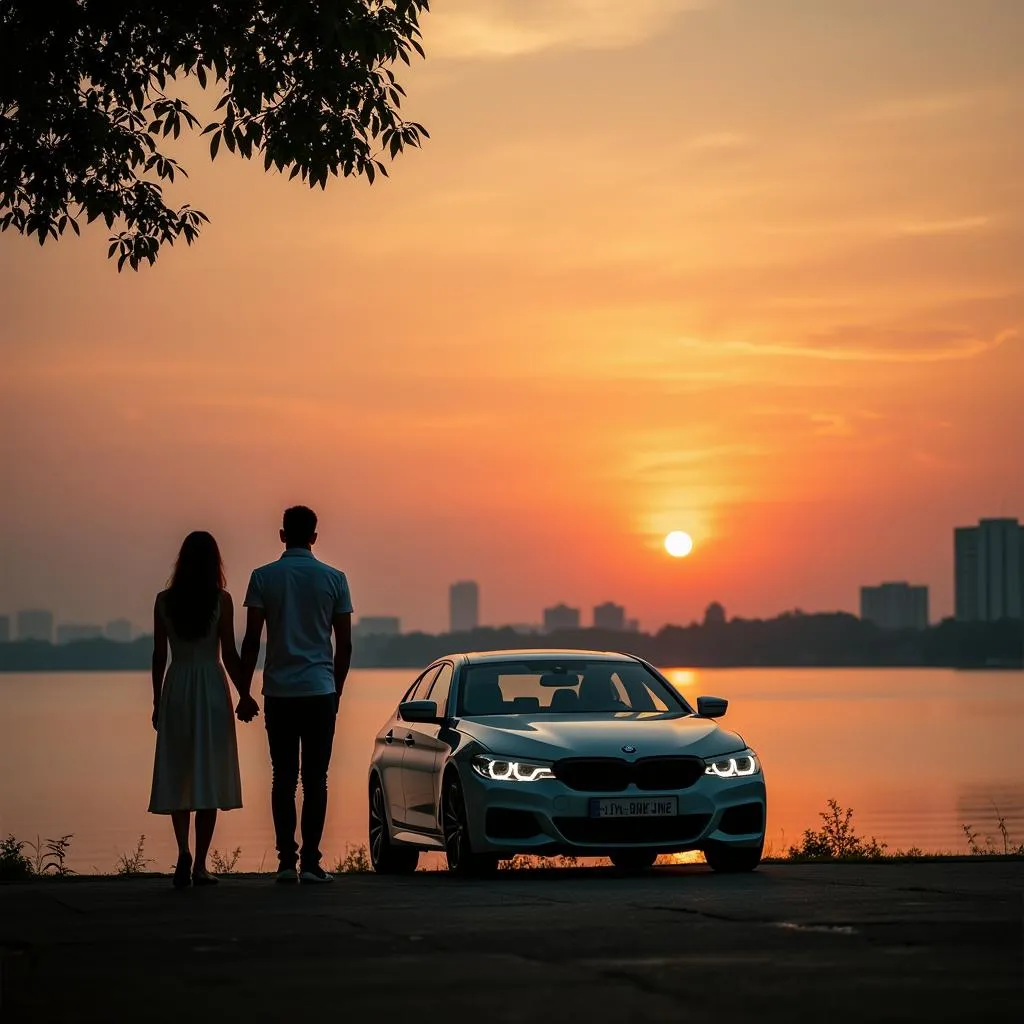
1, 862, 1021, 1022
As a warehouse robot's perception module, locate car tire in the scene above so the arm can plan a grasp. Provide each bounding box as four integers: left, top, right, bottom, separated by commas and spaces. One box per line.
703, 840, 764, 873
369, 777, 419, 875
442, 773, 498, 878
609, 850, 658, 874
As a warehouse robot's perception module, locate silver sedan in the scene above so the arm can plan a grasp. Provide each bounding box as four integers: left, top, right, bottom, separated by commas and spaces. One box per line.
367, 650, 766, 876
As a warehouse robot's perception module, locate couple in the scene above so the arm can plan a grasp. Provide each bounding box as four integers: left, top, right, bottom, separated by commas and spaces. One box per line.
147, 505, 353, 889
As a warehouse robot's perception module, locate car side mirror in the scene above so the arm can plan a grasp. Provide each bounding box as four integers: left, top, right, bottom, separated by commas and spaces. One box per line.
696, 695, 728, 718
399, 699, 439, 723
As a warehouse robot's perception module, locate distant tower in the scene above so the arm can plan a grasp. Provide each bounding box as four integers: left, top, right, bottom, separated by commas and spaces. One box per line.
592, 602, 626, 631
105, 619, 134, 643
955, 518, 1023, 622
859, 583, 929, 630
449, 581, 480, 633
543, 603, 581, 633
16, 609, 54, 642
703, 602, 726, 626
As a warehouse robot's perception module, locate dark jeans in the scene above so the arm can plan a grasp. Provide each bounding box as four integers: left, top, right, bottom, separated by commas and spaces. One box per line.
264, 694, 337, 871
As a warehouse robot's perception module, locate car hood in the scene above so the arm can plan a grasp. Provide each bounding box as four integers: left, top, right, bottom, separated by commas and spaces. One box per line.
455, 712, 747, 761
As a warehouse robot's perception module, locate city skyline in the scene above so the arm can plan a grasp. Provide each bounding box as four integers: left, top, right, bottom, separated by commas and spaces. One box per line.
6, 514, 1021, 641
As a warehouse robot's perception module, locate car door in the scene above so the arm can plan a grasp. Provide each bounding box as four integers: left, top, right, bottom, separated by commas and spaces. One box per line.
376, 667, 438, 827
400, 662, 455, 833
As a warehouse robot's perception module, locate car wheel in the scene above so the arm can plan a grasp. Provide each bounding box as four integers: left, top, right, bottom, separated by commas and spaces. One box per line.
369, 777, 419, 875
609, 850, 658, 874
442, 773, 498, 877
703, 841, 763, 873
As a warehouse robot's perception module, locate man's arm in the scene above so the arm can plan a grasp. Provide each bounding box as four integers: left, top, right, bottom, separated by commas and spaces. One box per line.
332, 612, 352, 707
239, 605, 265, 697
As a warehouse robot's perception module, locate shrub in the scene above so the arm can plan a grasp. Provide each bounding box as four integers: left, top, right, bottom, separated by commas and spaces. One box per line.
0, 834, 33, 880
963, 815, 1024, 856
333, 845, 371, 874
210, 847, 242, 874
115, 835, 151, 876
788, 799, 887, 860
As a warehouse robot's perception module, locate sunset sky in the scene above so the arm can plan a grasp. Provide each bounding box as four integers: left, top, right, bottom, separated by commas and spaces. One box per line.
1, 0, 1022, 633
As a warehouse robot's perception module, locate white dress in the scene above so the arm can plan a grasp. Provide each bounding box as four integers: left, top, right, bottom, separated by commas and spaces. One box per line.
148, 595, 243, 814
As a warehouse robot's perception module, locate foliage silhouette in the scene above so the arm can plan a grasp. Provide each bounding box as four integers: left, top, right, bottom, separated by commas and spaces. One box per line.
0, 834, 33, 880
115, 834, 151, 875
0, 1, 429, 269
788, 799, 888, 860
210, 846, 242, 874
333, 843, 371, 873
28, 834, 74, 876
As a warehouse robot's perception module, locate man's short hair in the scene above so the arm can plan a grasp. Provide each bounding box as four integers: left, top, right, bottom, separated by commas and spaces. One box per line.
282, 505, 318, 546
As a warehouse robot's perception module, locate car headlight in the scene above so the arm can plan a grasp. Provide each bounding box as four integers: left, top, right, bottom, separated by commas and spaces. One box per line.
471, 754, 555, 782
704, 751, 760, 778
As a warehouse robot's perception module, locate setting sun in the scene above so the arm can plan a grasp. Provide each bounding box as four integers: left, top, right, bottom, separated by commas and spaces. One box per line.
664, 531, 694, 558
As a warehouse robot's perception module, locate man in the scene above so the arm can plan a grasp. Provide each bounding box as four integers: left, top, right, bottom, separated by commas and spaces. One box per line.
238, 505, 353, 884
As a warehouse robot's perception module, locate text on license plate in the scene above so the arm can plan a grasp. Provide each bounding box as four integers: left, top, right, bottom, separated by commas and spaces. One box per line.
590, 797, 679, 818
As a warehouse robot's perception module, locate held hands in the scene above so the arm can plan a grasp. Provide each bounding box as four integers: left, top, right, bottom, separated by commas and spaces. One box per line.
236, 694, 261, 723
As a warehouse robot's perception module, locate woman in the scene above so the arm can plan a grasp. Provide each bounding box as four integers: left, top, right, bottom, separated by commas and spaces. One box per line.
149, 531, 255, 888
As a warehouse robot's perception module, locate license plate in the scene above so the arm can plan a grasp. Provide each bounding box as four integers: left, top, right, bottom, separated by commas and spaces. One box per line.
590, 797, 679, 818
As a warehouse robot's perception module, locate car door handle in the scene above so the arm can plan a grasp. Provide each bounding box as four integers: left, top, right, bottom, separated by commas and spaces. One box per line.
403, 734, 415, 746
384, 730, 394, 744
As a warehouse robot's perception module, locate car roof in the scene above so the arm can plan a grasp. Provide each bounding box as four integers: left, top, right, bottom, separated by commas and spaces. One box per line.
454, 649, 643, 666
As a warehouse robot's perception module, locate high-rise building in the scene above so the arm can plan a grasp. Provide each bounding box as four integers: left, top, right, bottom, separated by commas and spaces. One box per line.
860, 583, 929, 630
449, 581, 480, 633
56, 624, 105, 645
0, 615, 9, 643
543, 603, 581, 633
955, 518, 1023, 622
593, 602, 626, 631
16, 609, 53, 642
105, 619, 134, 642
354, 616, 401, 639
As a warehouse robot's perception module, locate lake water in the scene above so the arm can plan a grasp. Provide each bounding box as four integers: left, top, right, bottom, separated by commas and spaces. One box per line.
1, 668, 1022, 873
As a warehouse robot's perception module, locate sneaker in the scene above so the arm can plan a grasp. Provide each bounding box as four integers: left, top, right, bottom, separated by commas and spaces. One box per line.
300, 865, 334, 884
275, 867, 299, 885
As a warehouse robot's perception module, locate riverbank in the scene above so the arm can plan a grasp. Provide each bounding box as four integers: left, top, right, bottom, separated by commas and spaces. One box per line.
1, 861, 1020, 1022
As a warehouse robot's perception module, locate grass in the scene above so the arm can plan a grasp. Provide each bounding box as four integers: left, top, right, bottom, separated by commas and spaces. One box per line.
3, 801, 1022, 880
332, 844, 371, 874
114, 835, 152, 876
768, 798, 1023, 863
499, 853, 580, 871
963, 815, 1024, 856
210, 846, 242, 874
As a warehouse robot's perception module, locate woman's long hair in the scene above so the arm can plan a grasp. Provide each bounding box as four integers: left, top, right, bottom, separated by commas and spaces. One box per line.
164, 531, 225, 641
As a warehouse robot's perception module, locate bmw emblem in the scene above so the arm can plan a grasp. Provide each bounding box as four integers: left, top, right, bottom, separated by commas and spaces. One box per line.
621, 744, 637, 754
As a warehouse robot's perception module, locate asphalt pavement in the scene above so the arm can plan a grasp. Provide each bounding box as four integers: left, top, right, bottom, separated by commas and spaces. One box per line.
1, 861, 1021, 1023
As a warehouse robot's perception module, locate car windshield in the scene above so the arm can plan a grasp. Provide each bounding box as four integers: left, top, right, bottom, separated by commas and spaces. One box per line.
456, 660, 688, 717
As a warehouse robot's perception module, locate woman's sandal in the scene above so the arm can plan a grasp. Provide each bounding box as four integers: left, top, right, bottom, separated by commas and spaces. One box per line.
173, 853, 193, 889
192, 869, 219, 887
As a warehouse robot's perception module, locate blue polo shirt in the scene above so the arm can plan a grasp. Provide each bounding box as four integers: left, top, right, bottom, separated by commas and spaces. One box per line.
244, 548, 353, 698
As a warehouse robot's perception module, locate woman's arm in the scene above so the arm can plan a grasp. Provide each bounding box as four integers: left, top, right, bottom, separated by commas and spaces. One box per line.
151, 596, 168, 731
218, 591, 244, 690
223, 592, 260, 722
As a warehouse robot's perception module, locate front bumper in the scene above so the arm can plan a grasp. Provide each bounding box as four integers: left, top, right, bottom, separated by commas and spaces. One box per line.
458, 762, 766, 856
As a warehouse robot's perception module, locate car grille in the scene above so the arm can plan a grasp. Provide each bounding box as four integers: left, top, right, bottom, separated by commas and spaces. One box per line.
554, 814, 711, 845
553, 757, 704, 792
